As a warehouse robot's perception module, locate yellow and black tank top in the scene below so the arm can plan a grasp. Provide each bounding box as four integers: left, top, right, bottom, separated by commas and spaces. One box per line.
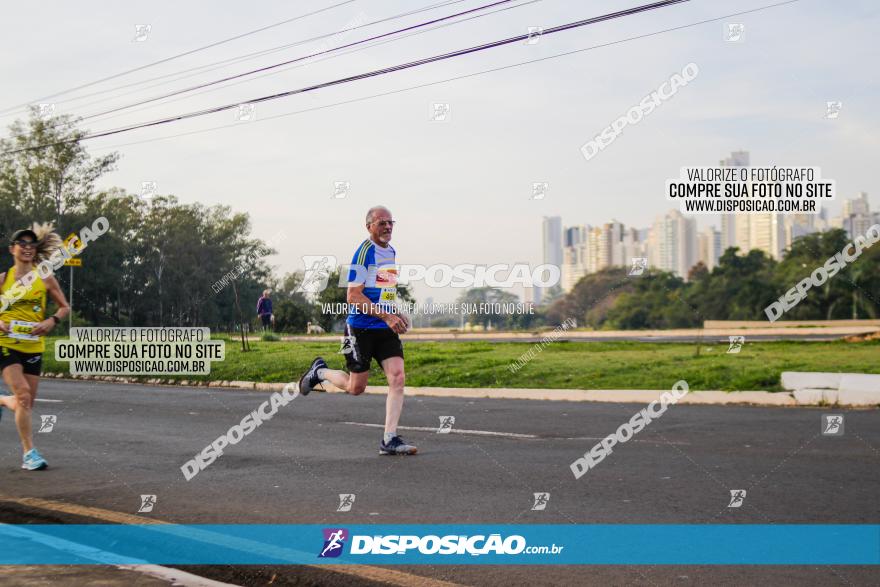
0, 266, 47, 353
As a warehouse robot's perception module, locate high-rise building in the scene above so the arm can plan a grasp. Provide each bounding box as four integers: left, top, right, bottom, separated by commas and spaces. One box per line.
843, 192, 869, 217
749, 213, 785, 260
784, 214, 818, 252
607, 220, 625, 267
717, 150, 787, 260
841, 192, 873, 239
563, 226, 585, 248
539, 216, 563, 304
697, 226, 721, 271
720, 151, 750, 167
719, 150, 750, 254
561, 225, 589, 292
561, 244, 586, 292
585, 226, 605, 273
650, 209, 698, 279
719, 214, 737, 254
620, 227, 646, 269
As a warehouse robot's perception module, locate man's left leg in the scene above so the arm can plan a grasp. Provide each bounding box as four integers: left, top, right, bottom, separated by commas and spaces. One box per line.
378, 355, 416, 455
380, 356, 405, 436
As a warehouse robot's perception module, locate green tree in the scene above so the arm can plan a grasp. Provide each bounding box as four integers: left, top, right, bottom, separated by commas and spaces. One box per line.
272, 272, 315, 332
0, 108, 118, 223
545, 267, 631, 328
688, 247, 778, 321
605, 269, 698, 329
776, 230, 856, 320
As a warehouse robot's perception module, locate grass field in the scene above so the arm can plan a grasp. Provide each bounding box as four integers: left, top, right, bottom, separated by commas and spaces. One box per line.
41, 336, 880, 392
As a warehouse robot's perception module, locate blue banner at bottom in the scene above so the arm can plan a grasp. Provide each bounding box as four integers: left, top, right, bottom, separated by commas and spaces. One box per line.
0, 524, 877, 565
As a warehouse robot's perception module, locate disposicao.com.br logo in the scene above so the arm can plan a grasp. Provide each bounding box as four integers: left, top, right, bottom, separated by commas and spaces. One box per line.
298, 256, 561, 292
318, 529, 564, 558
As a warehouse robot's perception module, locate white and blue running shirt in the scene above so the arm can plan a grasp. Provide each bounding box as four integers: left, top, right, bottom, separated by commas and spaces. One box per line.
347, 239, 397, 329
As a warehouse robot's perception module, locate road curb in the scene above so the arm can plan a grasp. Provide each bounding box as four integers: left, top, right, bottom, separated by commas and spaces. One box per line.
38, 372, 878, 407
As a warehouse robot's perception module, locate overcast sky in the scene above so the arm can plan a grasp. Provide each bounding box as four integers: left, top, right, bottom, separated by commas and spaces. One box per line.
2, 0, 878, 301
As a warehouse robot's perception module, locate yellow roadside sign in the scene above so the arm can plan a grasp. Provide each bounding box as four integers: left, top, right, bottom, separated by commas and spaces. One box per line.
63, 233, 83, 267
64, 232, 82, 255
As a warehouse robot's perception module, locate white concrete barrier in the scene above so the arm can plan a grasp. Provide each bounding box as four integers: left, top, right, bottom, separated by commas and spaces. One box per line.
838, 374, 880, 406
839, 374, 880, 392
785, 372, 880, 406
781, 372, 841, 391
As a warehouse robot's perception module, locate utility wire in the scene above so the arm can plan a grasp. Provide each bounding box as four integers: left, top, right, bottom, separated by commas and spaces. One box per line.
0, 0, 357, 115
77, 0, 523, 122
0, 0, 471, 118
91, 0, 801, 153
75, 0, 540, 129
3, 0, 692, 153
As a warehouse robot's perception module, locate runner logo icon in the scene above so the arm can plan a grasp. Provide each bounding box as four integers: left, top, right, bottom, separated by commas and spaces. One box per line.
531, 492, 550, 511
38, 415, 57, 433
138, 494, 157, 513
821, 414, 844, 435
727, 335, 745, 354
298, 256, 337, 294
437, 416, 455, 434
337, 494, 356, 512
319, 528, 349, 558
728, 489, 747, 508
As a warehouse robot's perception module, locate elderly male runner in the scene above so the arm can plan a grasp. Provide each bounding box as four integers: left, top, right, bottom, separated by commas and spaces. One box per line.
298, 205, 416, 455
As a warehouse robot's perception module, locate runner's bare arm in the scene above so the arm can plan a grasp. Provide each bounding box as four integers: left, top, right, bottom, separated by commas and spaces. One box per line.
30, 274, 70, 336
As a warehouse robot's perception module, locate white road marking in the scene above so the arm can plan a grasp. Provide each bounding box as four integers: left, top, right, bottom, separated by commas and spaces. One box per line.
344, 422, 689, 444
564, 436, 690, 446
344, 421, 537, 439
35, 398, 64, 403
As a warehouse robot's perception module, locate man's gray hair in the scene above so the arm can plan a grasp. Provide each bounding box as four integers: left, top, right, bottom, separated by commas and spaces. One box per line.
366, 205, 391, 225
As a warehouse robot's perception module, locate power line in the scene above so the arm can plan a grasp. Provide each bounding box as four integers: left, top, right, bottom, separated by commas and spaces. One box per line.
77, 0, 523, 123
91, 0, 802, 154
0, 0, 472, 119
3, 0, 691, 154
74, 0, 541, 129
0, 0, 357, 115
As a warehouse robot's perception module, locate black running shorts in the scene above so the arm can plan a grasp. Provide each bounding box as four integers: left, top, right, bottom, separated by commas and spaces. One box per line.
0, 346, 43, 376
342, 324, 404, 373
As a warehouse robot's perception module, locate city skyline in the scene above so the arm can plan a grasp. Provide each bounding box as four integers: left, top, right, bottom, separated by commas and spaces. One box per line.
551, 177, 877, 288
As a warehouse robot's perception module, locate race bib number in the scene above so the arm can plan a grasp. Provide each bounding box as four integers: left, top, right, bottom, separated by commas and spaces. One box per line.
377, 266, 398, 302
9, 320, 38, 341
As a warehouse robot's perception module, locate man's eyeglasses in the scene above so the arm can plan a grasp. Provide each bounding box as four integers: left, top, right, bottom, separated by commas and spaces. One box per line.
13, 240, 36, 248
372, 220, 395, 228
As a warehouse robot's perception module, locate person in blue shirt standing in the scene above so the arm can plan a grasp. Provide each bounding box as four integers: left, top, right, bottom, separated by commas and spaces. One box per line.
298, 206, 416, 455
256, 289, 273, 331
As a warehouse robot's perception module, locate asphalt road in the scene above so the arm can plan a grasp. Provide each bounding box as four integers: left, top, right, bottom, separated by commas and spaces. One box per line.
1, 380, 878, 586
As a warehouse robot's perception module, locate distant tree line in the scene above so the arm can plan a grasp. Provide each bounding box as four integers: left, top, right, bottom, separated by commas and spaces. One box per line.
546, 230, 880, 329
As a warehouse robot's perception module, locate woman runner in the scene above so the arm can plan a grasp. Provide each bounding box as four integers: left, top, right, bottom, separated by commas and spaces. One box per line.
0, 223, 70, 470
